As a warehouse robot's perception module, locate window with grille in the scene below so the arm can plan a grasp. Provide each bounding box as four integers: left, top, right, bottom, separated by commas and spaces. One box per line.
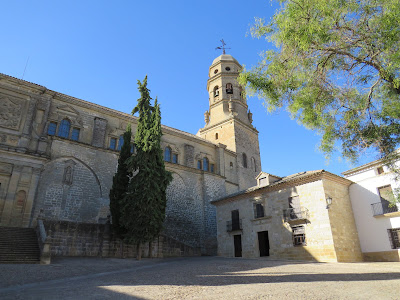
254, 203, 265, 219
388, 228, 400, 249
58, 119, 71, 138
71, 128, 80, 141
203, 157, 209, 171
210, 164, 214, 173
172, 153, 178, 164
109, 138, 117, 150
292, 226, 306, 246
47, 122, 57, 135
164, 146, 172, 162
117, 135, 124, 151
197, 160, 202, 170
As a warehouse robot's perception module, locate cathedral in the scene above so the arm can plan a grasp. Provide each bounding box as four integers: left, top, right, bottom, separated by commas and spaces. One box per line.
0, 54, 261, 255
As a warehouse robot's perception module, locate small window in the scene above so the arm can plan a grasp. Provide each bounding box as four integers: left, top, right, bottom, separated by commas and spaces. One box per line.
225, 67, 231, 71
210, 164, 214, 173
226, 83, 233, 94
71, 128, 80, 141
254, 203, 265, 219
213, 86, 219, 97
215, 133, 218, 140
292, 226, 306, 246
109, 138, 117, 150
117, 135, 124, 151
251, 157, 256, 172
214, 69, 218, 74
172, 153, 178, 164
377, 166, 384, 174
58, 119, 71, 138
230, 162, 233, 169
197, 160, 202, 170
203, 157, 209, 172
48, 122, 57, 136
164, 146, 172, 162
130, 143, 135, 154
242, 153, 247, 168
388, 228, 400, 249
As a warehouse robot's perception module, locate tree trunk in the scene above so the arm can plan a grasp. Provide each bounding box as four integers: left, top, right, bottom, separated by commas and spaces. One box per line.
137, 243, 142, 260
148, 241, 152, 258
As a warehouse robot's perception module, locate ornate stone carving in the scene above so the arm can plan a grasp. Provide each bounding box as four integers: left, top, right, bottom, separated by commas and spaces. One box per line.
204, 111, 210, 124
248, 110, 253, 124
0, 96, 23, 130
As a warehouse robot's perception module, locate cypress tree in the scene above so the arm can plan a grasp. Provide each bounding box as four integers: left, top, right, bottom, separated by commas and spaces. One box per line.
109, 125, 132, 237
121, 76, 172, 259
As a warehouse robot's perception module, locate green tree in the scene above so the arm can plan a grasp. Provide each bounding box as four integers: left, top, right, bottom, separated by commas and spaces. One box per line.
239, 0, 400, 166
109, 125, 132, 237
120, 76, 172, 259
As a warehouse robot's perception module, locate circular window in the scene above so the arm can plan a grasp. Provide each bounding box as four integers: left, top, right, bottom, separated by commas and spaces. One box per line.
225, 67, 231, 71
214, 69, 218, 74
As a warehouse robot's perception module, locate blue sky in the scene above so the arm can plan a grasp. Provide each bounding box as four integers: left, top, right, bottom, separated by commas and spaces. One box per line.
1, 0, 377, 177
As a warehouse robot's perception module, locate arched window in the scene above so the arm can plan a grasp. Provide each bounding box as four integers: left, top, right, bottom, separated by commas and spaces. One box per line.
226, 83, 233, 94
58, 119, 71, 138
164, 146, 172, 162
203, 157, 209, 172
117, 135, 124, 151
213, 86, 219, 97
215, 133, 218, 140
242, 153, 247, 168
251, 157, 256, 172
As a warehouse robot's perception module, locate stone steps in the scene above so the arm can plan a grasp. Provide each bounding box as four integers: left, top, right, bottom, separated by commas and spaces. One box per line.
0, 227, 40, 264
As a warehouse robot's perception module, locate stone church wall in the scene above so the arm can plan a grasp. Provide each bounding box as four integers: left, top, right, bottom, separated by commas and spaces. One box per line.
0, 70, 250, 255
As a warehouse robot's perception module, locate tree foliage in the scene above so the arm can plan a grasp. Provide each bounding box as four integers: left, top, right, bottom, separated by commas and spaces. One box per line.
239, 0, 400, 164
120, 76, 172, 256
109, 125, 132, 237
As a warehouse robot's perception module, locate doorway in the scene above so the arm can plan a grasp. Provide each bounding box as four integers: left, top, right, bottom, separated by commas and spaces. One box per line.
233, 234, 242, 257
258, 231, 270, 256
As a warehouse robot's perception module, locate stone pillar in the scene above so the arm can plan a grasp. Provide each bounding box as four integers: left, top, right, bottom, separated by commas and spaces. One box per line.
184, 144, 194, 168
0, 165, 23, 226
102, 215, 111, 257
217, 143, 226, 177
92, 117, 108, 148
22, 167, 41, 227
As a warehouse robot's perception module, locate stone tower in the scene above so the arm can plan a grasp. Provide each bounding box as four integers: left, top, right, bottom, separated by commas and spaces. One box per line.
198, 54, 261, 190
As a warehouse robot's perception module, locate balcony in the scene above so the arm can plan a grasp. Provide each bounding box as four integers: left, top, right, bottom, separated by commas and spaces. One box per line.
371, 202, 399, 216
227, 220, 242, 232
283, 208, 310, 224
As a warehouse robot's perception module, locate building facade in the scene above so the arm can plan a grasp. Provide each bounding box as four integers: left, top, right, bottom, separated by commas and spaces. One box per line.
0, 54, 261, 255
212, 170, 363, 262
344, 160, 400, 262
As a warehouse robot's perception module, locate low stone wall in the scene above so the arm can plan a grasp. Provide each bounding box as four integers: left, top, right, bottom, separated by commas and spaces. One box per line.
363, 250, 400, 262
43, 220, 201, 258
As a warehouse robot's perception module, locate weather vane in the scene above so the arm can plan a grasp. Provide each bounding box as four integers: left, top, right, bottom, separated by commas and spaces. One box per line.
216, 39, 231, 55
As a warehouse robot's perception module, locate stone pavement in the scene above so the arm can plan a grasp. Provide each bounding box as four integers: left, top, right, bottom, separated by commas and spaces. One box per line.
1, 256, 400, 299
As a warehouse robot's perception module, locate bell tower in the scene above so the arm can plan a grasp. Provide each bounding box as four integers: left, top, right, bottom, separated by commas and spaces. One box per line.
198, 54, 261, 189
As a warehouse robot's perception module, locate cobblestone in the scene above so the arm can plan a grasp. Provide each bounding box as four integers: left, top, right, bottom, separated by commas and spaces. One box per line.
1, 257, 400, 299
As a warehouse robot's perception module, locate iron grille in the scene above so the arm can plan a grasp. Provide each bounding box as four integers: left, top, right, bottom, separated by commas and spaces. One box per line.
371, 202, 399, 216
227, 219, 242, 232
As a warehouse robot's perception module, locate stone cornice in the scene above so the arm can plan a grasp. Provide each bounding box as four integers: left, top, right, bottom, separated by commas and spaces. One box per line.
212, 170, 352, 206
0, 73, 219, 149
199, 117, 258, 135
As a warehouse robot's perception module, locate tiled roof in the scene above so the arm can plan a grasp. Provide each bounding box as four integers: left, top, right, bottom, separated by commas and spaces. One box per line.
212, 169, 347, 204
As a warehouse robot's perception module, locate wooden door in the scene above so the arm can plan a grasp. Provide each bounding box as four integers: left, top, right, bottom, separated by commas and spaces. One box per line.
258, 231, 270, 257
233, 234, 242, 257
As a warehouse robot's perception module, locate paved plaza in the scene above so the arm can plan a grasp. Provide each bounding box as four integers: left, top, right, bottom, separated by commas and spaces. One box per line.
0, 256, 399, 299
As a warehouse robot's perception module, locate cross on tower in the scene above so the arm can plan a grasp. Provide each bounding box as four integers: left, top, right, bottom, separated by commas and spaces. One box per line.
215, 39, 231, 55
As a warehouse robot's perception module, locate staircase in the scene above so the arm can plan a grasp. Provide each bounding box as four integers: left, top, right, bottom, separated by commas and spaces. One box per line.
0, 227, 40, 264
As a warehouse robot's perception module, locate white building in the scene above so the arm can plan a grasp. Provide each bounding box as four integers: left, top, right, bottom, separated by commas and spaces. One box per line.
343, 160, 400, 262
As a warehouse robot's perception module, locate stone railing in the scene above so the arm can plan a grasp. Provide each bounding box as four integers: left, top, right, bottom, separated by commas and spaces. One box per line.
35, 210, 52, 264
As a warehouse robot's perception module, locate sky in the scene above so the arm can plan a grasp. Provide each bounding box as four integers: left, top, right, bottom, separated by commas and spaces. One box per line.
1, 0, 378, 177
